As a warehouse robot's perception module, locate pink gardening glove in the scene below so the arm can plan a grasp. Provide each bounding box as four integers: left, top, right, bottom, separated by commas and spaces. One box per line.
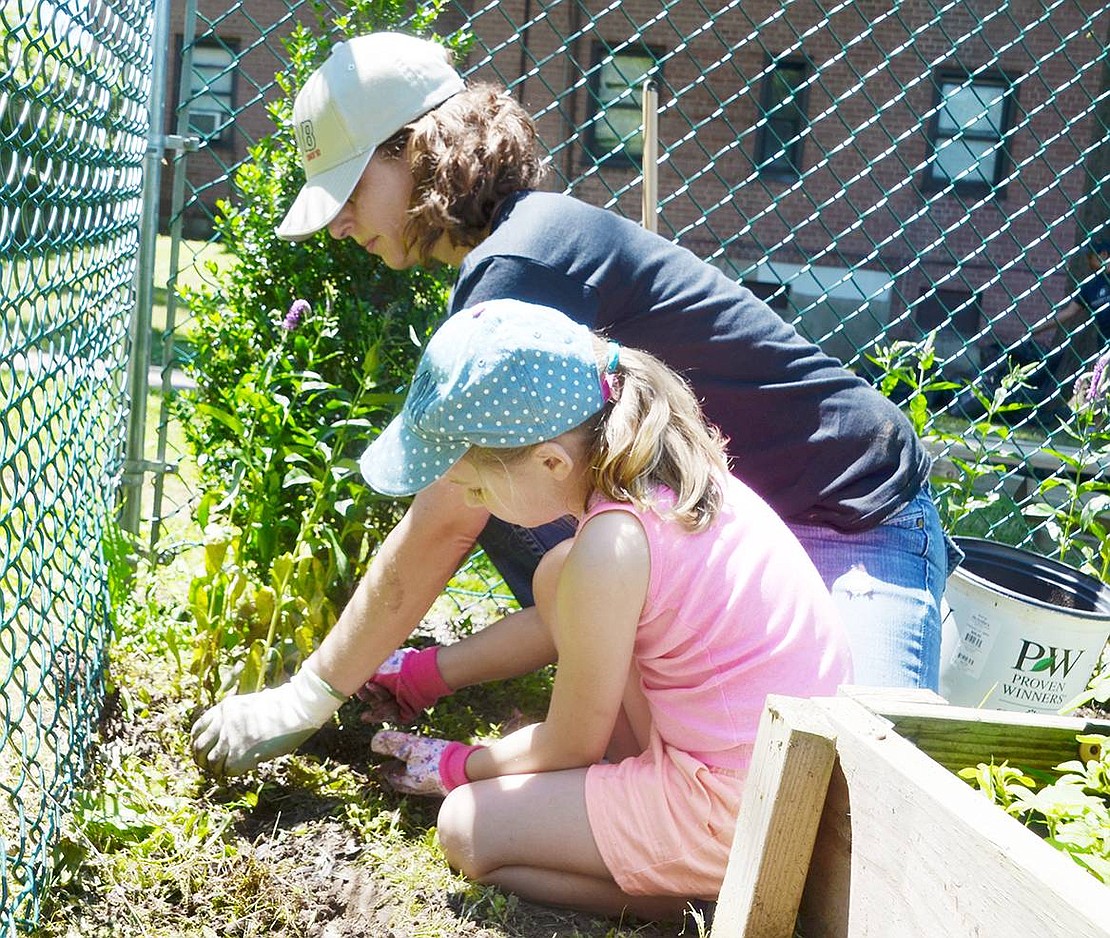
371, 730, 482, 797
357, 646, 452, 724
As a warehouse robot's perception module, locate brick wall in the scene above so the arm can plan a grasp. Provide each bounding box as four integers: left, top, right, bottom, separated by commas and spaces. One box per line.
164, 0, 1109, 357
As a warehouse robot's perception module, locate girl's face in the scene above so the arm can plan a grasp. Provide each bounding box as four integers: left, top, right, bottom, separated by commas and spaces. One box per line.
446, 449, 582, 528
327, 151, 419, 270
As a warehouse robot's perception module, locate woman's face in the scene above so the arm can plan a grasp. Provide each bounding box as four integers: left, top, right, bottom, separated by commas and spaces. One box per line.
327, 151, 419, 270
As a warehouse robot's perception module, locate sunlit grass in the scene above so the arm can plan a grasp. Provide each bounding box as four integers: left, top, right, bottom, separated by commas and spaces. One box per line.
1, 236, 234, 358
151, 234, 235, 336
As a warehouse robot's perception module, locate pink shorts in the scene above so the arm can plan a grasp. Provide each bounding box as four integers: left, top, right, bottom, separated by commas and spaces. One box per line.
584, 737, 749, 898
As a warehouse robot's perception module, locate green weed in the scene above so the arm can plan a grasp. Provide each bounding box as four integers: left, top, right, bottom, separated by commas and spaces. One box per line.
960, 734, 1110, 883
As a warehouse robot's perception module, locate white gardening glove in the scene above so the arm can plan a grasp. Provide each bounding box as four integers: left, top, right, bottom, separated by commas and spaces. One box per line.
191, 665, 346, 778
370, 729, 482, 797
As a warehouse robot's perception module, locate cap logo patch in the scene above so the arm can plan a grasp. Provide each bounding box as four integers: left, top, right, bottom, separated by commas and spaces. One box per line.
299, 120, 321, 161
406, 369, 438, 425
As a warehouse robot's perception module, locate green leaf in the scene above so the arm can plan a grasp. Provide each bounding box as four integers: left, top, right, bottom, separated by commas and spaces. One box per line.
195, 403, 247, 436
321, 524, 349, 584
237, 640, 267, 695
282, 467, 317, 488
293, 624, 315, 661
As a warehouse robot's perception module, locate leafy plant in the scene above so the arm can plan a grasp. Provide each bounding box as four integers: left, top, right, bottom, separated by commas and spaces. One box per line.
176, 1, 465, 694
1023, 350, 1110, 580
867, 333, 1036, 535
959, 734, 1110, 883
956, 760, 1036, 814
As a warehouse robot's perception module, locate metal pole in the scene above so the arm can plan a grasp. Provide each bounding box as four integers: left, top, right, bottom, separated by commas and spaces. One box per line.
641, 78, 659, 233
148, 0, 201, 556
119, 0, 172, 535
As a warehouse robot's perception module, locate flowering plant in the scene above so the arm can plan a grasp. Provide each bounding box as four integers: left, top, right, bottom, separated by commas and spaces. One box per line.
1025, 349, 1110, 583
175, 4, 463, 697
281, 297, 310, 331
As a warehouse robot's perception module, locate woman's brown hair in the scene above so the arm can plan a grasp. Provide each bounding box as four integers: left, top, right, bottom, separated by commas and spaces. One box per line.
376, 84, 549, 263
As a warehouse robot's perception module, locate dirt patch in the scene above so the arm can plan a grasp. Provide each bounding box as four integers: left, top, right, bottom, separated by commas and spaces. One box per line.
37, 673, 685, 938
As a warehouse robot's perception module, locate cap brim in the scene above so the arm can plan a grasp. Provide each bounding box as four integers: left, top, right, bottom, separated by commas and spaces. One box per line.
359, 412, 469, 497
275, 148, 375, 242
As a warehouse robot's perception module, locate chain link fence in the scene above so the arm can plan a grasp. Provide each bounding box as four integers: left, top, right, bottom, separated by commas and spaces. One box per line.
0, 0, 155, 933
144, 0, 1110, 568
2, 0, 1109, 930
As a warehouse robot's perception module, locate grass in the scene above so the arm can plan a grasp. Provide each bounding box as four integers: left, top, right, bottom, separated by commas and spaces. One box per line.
152, 236, 235, 328
150, 236, 236, 367
1, 236, 234, 369
34, 558, 687, 937
27, 385, 693, 938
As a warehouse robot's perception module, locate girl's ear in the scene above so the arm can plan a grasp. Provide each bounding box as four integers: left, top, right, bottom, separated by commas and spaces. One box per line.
532, 441, 576, 480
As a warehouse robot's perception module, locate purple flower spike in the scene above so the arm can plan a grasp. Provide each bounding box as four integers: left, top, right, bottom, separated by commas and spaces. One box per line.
1088, 351, 1110, 404
282, 298, 310, 331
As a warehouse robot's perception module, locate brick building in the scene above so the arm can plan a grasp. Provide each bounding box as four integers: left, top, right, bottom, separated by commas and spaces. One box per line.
163, 1, 1109, 373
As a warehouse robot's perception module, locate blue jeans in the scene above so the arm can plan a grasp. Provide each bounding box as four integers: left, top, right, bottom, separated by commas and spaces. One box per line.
480, 488, 960, 692
788, 489, 960, 691
478, 514, 579, 607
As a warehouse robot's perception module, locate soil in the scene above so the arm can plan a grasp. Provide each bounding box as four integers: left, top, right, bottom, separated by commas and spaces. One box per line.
38, 677, 685, 938
39, 659, 1110, 937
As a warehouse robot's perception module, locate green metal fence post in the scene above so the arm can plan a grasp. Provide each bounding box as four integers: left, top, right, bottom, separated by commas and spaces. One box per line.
119, 0, 172, 536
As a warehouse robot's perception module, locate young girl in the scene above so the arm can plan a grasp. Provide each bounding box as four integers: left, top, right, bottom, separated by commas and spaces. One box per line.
358, 297, 852, 920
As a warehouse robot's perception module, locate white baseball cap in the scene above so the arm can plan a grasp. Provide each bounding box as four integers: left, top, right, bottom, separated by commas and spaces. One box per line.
275, 32, 465, 241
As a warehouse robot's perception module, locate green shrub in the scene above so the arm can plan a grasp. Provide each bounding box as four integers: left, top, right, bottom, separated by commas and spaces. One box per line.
1023, 350, 1110, 579
175, 1, 465, 696
867, 333, 1037, 540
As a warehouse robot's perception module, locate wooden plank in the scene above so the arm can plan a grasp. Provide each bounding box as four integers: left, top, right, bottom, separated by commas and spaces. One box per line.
865, 697, 1110, 774
714, 696, 838, 937
837, 685, 949, 709
797, 759, 852, 938
802, 696, 1110, 938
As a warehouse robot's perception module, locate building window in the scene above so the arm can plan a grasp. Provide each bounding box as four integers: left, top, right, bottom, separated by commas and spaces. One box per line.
745, 260, 893, 370
925, 71, 1015, 196
914, 286, 982, 378
184, 41, 236, 146
754, 59, 809, 180
742, 279, 791, 315
585, 44, 662, 165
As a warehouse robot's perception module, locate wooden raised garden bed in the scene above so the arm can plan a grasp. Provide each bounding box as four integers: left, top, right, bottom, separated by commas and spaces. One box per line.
713, 688, 1110, 938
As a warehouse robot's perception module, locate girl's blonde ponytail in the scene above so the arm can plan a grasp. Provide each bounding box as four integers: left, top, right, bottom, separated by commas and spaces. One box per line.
588, 339, 730, 531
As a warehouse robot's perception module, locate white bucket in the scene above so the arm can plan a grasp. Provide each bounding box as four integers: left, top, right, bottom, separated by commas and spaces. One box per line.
940, 537, 1110, 714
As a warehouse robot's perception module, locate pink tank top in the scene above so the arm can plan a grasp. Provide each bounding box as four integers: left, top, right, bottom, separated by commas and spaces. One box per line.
582, 475, 852, 770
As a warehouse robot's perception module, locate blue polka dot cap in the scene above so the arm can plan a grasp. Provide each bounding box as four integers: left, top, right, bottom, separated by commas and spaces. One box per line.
360, 299, 606, 496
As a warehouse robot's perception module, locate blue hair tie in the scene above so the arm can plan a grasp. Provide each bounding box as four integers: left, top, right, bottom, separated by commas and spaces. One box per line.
605, 340, 621, 373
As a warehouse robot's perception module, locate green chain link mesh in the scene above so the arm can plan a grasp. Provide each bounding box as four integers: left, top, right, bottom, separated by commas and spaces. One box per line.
3, 0, 1109, 929
151, 1, 1110, 566
1, 1, 154, 932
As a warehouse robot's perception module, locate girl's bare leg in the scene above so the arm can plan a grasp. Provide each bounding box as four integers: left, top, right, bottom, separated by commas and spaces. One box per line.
437, 544, 685, 920
437, 769, 687, 922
